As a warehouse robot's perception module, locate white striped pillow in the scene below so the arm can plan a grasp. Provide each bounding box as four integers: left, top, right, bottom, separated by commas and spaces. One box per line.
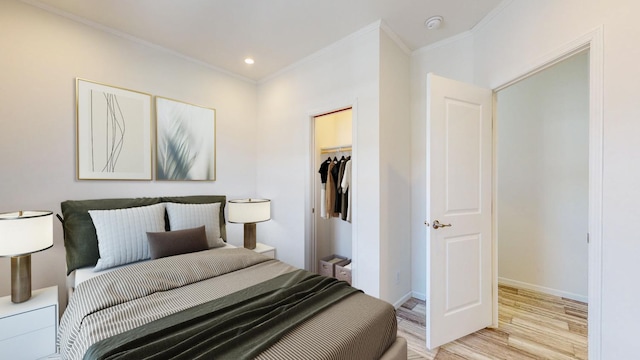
165, 202, 225, 248
89, 203, 166, 271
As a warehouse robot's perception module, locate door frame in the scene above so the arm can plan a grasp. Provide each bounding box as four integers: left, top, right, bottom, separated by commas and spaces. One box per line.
305, 100, 358, 278
490, 26, 603, 359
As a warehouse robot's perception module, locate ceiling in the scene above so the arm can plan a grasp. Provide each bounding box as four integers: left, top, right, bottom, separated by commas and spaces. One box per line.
28, 0, 503, 82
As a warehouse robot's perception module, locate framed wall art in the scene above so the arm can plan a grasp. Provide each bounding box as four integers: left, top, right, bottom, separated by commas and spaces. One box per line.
155, 97, 216, 181
76, 78, 152, 180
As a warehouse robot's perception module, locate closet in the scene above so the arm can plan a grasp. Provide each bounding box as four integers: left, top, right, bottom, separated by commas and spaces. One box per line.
313, 108, 353, 279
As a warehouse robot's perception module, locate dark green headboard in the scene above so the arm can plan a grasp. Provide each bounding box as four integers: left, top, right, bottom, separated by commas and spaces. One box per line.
60, 195, 227, 274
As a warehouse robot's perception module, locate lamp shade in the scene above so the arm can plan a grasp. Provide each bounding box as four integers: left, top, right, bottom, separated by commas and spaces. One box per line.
227, 199, 271, 224
0, 211, 53, 257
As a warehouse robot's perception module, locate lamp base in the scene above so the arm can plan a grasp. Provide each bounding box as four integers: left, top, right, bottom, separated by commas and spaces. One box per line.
11, 255, 32, 303
244, 223, 256, 250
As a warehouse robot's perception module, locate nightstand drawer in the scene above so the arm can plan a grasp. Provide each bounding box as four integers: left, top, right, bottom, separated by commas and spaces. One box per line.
261, 249, 275, 259
0, 286, 58, 359
0, 325, 56, 360
0, 305, 56, 341
253, 243, 276, 259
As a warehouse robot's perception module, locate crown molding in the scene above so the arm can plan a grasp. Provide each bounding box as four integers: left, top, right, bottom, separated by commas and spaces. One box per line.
471, 0, 514, 33
380, 20, 412, 55
412, 30, 473, 56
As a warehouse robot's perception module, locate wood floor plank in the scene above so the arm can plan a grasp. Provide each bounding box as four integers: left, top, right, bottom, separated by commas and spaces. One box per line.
403, 297, 424, 310
498, 320, 577, 355
436, 342, 497, 360
473, 328, 509, 345
509, 316, 587, 347
449, 330, 539, 360
433, 349, 467, 360
397, 284, 588, 360
499, 295, 588, 326
508, 335, 578, 360
398, 306, 427, 326
500, 305, 570, 330
568, 322, 588, 336
574, 344, 588, 360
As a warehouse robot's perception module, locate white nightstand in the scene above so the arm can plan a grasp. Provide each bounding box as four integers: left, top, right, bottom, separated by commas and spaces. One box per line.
0, 286, 58, 359
253, 243, 276, 259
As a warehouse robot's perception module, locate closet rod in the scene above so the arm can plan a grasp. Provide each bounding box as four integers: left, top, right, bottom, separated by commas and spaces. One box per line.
320, 145, 352, 154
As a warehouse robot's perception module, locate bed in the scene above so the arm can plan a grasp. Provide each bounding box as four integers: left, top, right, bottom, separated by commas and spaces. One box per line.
57, 195, 406, 360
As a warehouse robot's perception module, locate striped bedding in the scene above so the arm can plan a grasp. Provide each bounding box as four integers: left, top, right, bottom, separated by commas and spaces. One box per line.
58, 248, 397, 359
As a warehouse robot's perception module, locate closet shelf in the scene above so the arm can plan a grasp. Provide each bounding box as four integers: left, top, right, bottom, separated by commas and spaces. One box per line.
320, 145, 352, 154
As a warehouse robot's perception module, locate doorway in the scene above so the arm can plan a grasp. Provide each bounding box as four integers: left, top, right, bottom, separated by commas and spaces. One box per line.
424, 28, 603, 357
495, 51, 589, 356
496, 51, 589, 302
311, 108, 353, 274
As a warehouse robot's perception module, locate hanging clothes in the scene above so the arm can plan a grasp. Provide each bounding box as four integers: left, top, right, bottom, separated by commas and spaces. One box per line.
336, 157, 347, 215
341, 158, 352, 222
319, 150, 353, 222
330, 157, 342, 217
318, 158, 331, 219
325, 159, 337, 218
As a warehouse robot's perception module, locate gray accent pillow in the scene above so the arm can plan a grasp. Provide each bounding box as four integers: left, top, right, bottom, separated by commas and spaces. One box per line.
147, 226, 209, 259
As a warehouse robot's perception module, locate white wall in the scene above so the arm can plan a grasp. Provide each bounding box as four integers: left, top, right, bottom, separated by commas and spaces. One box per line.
256, 24, 383, 296
410, 35, 475, 299
411, 0, 640, 356
497, 52, 589, 301
379, 30, 412, 304
0, 0, 258, 309
256, 24, 412, 305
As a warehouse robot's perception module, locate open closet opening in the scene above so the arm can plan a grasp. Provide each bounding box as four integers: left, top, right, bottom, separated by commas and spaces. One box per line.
312, 108, 353, 282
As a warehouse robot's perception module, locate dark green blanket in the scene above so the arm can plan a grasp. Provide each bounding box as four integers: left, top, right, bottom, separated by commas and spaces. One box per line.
83, 270, 360, 360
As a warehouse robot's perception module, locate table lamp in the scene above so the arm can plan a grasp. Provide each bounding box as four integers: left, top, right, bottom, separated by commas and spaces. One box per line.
227, 199, 271, 249
0, 211, 53, 303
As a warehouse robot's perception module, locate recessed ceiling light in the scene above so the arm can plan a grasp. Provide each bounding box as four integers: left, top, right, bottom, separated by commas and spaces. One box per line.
244, 58, 255, 65
425, 16, 443, 30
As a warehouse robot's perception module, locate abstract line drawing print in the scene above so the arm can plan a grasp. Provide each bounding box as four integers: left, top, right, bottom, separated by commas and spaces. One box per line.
76, 78, 151, 180
89, 89, 145, 173
91, 91, 125, 172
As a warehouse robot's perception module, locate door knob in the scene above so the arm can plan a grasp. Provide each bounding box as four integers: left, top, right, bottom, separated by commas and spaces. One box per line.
432, 220, 452, 229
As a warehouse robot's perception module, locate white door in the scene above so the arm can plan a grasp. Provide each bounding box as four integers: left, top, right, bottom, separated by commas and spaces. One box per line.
426, 73, 493, 349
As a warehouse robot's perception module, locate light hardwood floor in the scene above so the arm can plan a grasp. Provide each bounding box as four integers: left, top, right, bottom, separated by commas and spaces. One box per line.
397, 285, 588, 359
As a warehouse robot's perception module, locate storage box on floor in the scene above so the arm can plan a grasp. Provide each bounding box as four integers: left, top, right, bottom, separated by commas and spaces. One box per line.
319, 255, 352, 285
335, 260, 352, 284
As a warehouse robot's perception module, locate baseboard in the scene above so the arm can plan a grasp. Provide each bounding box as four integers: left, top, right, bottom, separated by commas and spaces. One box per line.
498, 277, 588, 303
411, 291, 426, 301
393, 291, 414, 309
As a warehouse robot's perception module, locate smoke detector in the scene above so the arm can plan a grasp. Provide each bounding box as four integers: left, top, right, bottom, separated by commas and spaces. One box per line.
425, 16, 443, 30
